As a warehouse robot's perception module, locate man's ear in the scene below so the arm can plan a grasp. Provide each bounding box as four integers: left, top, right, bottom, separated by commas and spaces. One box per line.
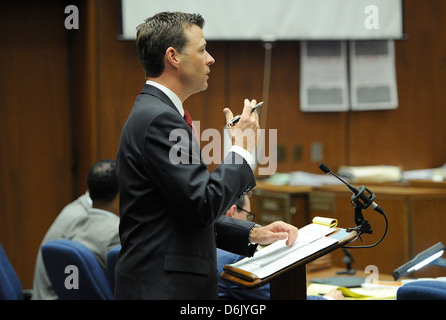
225, 204, 237, 218
165, 47, 180, 69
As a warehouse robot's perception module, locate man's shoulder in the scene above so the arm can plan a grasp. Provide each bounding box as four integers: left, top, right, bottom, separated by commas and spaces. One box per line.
129, 92, 179, 124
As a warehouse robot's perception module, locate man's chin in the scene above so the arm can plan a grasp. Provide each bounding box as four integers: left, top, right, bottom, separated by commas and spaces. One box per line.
200, 82, 209, 91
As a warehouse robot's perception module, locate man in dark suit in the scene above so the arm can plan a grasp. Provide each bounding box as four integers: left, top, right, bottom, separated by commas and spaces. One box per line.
115, 11, 297, 300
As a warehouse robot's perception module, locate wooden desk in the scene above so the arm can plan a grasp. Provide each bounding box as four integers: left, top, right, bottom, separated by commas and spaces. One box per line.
251, 181, 312, 227
251, 181, 446, 278
408, 179, 446, 189
309, 185, 446, 277
221, 228, 357, 300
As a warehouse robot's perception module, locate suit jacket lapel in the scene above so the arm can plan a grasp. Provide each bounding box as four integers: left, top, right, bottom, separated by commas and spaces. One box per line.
140, 84, 179, 115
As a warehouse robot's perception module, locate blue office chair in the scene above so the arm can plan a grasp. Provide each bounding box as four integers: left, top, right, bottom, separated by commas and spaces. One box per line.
397, 280, 446, 300
106, 245, 121, 293
0, 243, 30, 300
41, 239, 114, 300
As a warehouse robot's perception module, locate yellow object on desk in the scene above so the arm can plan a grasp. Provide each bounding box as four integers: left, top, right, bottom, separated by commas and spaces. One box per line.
307, 283, 398, 300
312, 216, 338, 228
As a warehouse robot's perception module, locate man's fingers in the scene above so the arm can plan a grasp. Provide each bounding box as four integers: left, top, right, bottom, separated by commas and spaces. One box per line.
269, 231, 295, 247
225, 99, 259, 127
271, 232, 289, 242
286, 228, 298, 246
242, 99, 258, 118
269, 221, 298, 246
223, 108, 234, 124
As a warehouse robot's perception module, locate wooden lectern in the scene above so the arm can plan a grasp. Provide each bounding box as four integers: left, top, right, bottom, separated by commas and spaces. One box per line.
221, 228, 357, 300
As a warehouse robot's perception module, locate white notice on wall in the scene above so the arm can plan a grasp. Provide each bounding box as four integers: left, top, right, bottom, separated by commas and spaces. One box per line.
349, 40, 398, 111
300, 41, 349, 112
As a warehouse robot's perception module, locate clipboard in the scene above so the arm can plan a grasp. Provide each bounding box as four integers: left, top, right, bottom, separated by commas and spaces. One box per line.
220, 224, 357, 296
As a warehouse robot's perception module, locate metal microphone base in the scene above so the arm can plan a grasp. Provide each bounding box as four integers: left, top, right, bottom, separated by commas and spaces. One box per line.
346, 207, 373, 242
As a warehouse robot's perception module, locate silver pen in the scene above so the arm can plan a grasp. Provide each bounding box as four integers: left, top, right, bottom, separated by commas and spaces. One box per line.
228, 101, 263, 126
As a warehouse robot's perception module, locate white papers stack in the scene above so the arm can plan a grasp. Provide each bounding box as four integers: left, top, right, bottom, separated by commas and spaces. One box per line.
402, 164, 446, 182
289, 171, 345, 187
230, 224, 337, 279
337, 165, 402, 183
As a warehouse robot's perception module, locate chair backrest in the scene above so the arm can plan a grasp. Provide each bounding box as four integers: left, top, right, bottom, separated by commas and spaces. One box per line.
397, 280, 446, 300
106, 245, 121, 293
41, 239, 114, 300
0, 243, 24, 300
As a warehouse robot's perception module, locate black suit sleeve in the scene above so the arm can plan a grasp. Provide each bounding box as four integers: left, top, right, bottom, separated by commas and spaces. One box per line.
142, 110, 256, 227
216, 215, 258, 257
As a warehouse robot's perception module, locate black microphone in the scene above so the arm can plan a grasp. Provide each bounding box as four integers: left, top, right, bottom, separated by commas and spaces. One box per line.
319, 163, 359, 195
319, 163, 384, 215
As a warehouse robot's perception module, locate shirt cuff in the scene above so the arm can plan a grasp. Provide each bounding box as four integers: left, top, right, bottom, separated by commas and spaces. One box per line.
230, 145, 255, 166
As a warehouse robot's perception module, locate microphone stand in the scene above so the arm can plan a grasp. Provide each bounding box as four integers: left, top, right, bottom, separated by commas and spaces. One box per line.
344, 191, 389, 249
337, 248, 356, 275
347, 206, 373, 242
346, 186, 376, 241
319, 163, 388, 249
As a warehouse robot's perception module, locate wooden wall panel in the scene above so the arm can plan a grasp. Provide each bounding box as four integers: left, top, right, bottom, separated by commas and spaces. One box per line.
267, 41, 347, 174
70, 0, 101, 194
222, 41, 348, 175
0, 1, 73, 288
71, 0, 146, 194
95, 1, 143, 159
348, 0, 446, 170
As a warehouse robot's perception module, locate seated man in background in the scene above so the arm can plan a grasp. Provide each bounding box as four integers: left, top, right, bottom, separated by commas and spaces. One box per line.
32, 159, 120, 299
217, 194, 344, 300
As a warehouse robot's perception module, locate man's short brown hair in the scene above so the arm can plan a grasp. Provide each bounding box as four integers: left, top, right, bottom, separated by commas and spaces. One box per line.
136, 12, 205, 78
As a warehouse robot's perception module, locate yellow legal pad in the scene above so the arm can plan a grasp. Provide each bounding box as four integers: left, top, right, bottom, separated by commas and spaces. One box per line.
312, 216, 338, 228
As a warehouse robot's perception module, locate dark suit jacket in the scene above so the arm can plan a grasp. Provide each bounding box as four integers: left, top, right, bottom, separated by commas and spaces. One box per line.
115, 84, 256, 299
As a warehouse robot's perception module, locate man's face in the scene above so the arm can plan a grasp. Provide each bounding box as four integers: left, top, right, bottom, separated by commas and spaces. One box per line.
177, 24, 215, 96
234, 195, 251, 221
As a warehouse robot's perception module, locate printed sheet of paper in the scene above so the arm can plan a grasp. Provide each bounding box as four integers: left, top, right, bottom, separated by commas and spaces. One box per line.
230, 224, 337, 279
349, 40, 398, 110
300, 41, 349, 112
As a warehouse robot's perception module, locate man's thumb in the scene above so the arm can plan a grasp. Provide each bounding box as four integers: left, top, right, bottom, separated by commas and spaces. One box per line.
223, 108, 234, 125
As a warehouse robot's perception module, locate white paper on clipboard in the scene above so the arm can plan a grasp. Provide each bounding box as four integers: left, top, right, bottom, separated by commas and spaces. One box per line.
229, 224, 337, 279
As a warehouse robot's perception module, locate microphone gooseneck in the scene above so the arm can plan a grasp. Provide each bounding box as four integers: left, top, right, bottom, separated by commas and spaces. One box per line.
318, 163, 388, 249
318, 163, 359, 195
318, 163, 384, 214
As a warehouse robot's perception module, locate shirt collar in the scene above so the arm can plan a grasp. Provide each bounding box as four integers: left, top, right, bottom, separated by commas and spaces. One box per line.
88, 207, 117, 219
146, 80, 184, 117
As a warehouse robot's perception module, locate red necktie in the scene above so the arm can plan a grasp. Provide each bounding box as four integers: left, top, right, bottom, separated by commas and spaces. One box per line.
183, 110, 199, 140
183, 110, 193, 130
